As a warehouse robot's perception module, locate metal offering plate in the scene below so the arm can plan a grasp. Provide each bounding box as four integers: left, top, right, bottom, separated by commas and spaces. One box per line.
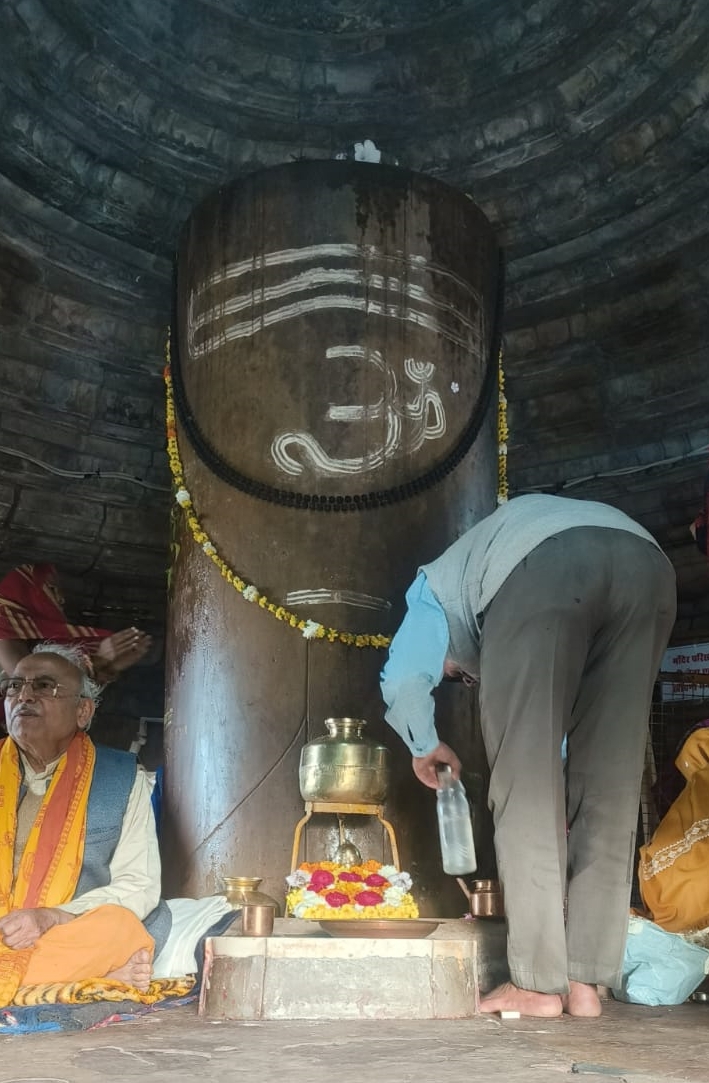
318, 919, 440, 939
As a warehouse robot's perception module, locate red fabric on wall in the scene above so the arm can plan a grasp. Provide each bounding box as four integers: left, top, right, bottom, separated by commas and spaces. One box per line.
0, 563, 111, 647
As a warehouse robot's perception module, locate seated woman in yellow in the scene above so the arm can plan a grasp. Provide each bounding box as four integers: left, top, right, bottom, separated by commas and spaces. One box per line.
639, 726, 709, 935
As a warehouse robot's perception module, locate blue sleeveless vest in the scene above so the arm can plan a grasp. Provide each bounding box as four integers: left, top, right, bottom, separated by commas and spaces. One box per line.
75, 744, 171, 956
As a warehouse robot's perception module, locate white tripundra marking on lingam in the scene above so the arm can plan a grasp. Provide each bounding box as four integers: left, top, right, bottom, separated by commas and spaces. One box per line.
186, 244, 484, 360
189, 291, 476, 356
284, 589, 391, 611
270, 345, 446, 476
189, 271, 473, 340
198, 244, 440, 289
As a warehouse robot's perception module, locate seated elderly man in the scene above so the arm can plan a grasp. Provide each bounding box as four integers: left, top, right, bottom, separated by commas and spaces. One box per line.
0, 642, 170, 1005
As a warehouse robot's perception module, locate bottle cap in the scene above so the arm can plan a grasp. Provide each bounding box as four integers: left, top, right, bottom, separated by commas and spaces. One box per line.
436, 764, 454, 789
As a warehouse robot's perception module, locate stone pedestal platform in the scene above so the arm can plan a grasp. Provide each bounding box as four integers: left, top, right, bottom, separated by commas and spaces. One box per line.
200, 917, 508, 1021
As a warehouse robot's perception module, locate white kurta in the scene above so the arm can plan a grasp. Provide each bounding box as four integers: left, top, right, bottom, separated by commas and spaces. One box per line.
20, 752, 161, 921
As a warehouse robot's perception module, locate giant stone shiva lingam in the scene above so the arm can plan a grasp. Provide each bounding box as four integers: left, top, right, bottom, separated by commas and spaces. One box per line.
290, 717, 400, 871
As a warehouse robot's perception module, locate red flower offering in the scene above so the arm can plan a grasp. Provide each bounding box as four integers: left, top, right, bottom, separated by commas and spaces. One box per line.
285, 860, 419, 920
355, 890, 384, 907
310, 869, 335, 891
325, 891, 351, 908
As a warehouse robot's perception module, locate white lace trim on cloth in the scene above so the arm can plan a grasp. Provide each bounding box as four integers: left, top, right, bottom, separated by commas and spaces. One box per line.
639, 817, 709, 880
679, 925, 709, 948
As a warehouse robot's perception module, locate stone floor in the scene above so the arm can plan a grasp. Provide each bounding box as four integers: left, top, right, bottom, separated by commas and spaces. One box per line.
2, 998, 708, 1083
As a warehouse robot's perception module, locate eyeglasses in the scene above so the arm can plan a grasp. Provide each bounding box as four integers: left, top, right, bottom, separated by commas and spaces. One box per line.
443, 671, 478, 688
0, 676, 83, 700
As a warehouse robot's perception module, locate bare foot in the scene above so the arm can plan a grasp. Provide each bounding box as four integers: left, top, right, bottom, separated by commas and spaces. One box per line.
478, 981, 563, 1018
562, 981, 602, 1017
106, 947, 152, 992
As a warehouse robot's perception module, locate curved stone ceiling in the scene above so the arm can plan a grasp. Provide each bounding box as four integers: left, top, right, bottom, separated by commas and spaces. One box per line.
0, 0, 707, 647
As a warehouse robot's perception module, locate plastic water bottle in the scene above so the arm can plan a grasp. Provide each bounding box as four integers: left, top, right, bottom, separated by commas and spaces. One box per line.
436, 765, 477, 875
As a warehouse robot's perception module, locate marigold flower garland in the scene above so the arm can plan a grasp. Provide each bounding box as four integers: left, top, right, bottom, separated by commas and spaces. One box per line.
164, 335, 511, 644
163, 336, 391, 648
285, 860, 419, 921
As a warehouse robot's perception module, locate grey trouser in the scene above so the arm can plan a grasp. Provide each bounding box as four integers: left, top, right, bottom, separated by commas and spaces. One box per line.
478, 527, 676, 993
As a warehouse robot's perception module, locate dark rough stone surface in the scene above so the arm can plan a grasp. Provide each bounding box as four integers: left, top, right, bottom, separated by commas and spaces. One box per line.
0, 0, 706, 713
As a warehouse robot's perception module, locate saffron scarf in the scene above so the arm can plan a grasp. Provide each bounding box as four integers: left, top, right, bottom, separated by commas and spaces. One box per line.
0, 563, 112, 646
0, 732, 95, 1003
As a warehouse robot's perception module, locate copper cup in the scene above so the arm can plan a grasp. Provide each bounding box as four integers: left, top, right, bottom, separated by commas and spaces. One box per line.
241, 903, 275, 937
468, 879, 504, 918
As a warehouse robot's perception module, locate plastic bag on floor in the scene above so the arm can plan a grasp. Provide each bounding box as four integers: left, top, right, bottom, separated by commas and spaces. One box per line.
612, 915, 709, 1005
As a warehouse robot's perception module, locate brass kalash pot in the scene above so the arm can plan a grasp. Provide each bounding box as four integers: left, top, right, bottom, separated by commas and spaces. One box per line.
294, 718, 398, 869
299, 718, 391, 804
